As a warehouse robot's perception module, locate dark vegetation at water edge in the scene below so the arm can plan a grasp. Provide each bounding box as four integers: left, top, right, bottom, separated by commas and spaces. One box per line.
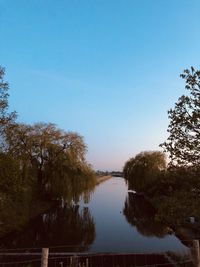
0, 203, 95, 251
123, 67, 200, 231
123, 192, 172, 238
0, 66, 96, 236
123, 151, 200, 228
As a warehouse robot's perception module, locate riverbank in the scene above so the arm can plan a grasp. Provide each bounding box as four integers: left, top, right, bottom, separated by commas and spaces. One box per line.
0, 176, 111, 238
96, 175, 112, 185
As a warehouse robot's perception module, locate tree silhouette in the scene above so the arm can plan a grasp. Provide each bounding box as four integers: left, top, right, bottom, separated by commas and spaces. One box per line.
161, 67, 200, 166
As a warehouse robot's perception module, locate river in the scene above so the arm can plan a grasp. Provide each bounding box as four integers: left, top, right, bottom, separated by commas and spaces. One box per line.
84, 177, 188, 253
0, 177, 189, 254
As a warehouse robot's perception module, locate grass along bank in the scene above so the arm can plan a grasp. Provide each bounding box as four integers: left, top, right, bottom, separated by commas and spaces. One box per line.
96, 175, 112, 185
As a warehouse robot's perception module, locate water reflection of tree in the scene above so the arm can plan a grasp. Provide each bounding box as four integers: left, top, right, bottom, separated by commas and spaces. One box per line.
123, 193, 171, 238
0, 204, 95, 252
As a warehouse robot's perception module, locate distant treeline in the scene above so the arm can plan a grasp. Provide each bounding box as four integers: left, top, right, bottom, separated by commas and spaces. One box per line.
96, 170, 123, 177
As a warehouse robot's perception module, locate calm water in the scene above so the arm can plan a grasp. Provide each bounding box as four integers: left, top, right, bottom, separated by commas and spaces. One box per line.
83, 177, 187, 253
0, 177, 188, 253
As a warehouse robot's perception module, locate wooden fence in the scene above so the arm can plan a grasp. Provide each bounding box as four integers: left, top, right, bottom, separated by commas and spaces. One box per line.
1, 240, 199, 267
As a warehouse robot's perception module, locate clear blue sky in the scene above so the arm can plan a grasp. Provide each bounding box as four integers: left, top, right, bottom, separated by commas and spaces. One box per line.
0, 0, 200, 170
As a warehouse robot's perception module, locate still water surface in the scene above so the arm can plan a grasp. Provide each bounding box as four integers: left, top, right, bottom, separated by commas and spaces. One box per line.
85, 177, 187, 253
1, 177, 188, 253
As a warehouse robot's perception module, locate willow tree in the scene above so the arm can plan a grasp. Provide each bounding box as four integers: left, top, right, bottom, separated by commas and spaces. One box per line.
123, 151, 166, 193
0, 66, 95, 203
5, 122, 95, 200
161, 67, 200, 166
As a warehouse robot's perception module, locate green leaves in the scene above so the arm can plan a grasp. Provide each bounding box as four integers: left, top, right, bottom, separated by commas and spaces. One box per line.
0, 66, 95, 211
161, 67, 200, 166
4, 122, 95, 201
0, 66, 16, 131
123, 151, 166, 193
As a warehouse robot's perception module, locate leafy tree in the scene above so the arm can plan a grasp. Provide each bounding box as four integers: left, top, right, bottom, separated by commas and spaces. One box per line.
0, 66, 16, 133
161, 67, 200, 166
0, 153, 33, 235
4, 122, 95, 200
0, 66, 95, 237
154, 189, 200, 227
123, 151, 166, 192
0, 68, 30, 234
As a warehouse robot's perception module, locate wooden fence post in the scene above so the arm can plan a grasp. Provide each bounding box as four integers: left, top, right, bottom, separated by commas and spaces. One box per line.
41, 248, 49, 267
192, 240, 200, 267
86, 258, 89, 267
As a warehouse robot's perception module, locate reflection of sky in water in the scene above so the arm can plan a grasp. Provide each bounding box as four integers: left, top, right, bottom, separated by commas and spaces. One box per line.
80, 177, 188, 253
